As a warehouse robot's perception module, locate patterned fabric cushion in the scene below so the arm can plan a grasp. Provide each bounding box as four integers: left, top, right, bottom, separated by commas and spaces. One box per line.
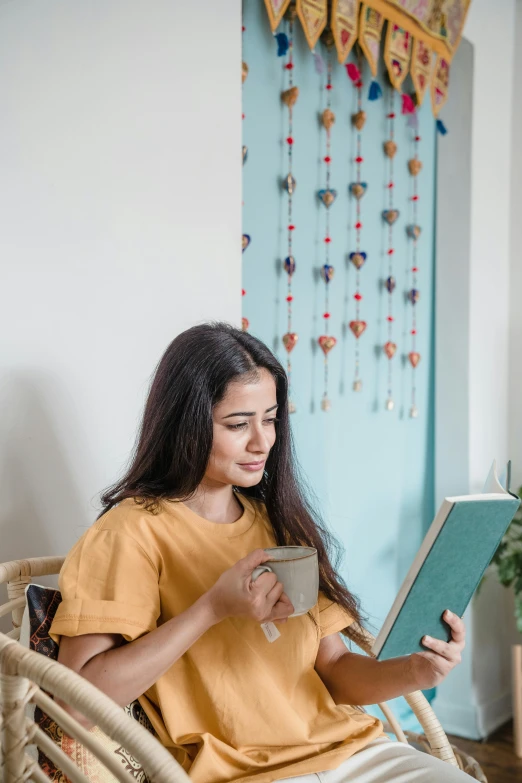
23, 583, 155, 782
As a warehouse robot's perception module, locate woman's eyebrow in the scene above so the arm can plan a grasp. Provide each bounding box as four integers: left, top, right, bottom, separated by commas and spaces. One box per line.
222, 404, 278, 419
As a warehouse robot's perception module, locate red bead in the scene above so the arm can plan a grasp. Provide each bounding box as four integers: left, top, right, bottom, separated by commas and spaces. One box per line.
387, 316, 394, 322
355, 80, 363, 89
242, 113, 245, 120
355, 156, 363, 163
285, 62, 294, 70
412, 266, 418, 272
387, 113, 396, 119
323, 312, 331, 319
411, 329, 417, 335
286, 295, 294, 302
415, 136, 421, 142
326, 84, 333, 90
387, 182, 394, 189
387, 249, 394, 255
242, 289, 246, 296
288, 224, 295, 231
355, 221, 362, 230
354, 293, 362, 301
324, 236, 331, 243
324, 155, 331, 163
242, 25, 246, 31
411, 195, 419, 201
286, 136, 294, 145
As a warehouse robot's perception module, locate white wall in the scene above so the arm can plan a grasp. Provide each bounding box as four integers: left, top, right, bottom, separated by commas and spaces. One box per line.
0, 0, 241, 577
433, 0, 519, 739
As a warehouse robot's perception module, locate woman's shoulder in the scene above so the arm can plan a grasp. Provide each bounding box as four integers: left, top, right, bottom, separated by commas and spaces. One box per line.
93, 497, 170, 541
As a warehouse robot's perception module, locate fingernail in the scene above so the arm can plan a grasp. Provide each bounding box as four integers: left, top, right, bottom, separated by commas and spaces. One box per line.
445, 610, 452, 619
424, 636, 431, 643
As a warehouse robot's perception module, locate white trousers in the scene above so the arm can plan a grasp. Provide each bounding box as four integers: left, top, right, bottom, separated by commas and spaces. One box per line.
281, 738, 473, 782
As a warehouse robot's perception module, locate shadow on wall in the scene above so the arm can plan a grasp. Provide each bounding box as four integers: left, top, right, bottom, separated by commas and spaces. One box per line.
0, 373, 91, 631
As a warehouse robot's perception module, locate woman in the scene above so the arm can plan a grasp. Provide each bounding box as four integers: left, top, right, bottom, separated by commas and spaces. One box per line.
50, 323, 470, 783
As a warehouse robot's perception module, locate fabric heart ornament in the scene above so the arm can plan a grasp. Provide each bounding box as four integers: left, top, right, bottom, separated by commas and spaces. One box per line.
349, 182, 368, 200
282, 332, 299, 353
318, 335, 337, 355
408, 159, 423, 177
320, 264, 334, 283
242, 234, 251, 252
409, 288, 420, 304
382, 209, 399, 225
241, 317, 249, 332
384, 341, 397, 359
321, 108, 335, 131
242, 62, 249, 84
385, 276, 396, 293
242, 146, 248, 166
349, 320, 367, 339
318, 189, 337, 208
281, 86, 299, 107
283, 174, 296, 194
352, 110, 366, 130
349, 252, 367, 270
383, 140, 397, 159
406, 224, 422, 239
283, 256, 296, 276
409, 351, 421, 368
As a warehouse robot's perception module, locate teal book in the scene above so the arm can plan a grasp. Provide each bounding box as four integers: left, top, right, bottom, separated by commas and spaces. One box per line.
372, 461, 520, 661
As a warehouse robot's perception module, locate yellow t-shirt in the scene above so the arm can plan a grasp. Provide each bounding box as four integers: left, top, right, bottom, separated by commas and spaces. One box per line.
50, 493, 384, 783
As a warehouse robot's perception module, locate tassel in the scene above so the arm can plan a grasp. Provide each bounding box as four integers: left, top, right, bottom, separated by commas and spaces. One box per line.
313, 51, 325, 74
407, 111, 419, 129
368, 80, 382, 101
275, 32, 289, 57
346, 63, 361, 83
401, 94, 415, 114
436, 118, 448, 135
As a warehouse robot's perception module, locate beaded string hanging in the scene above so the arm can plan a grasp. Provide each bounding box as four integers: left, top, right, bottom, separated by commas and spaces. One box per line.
318, 53, 337, 412
347, 53, 367, 393
241, 20, 250, 333
382, 88, 400, 411
407, 116, 422, 417
281, 13, 298, 414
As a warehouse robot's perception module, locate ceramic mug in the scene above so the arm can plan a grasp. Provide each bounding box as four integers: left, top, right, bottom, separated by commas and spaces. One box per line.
251, 546, 319, 617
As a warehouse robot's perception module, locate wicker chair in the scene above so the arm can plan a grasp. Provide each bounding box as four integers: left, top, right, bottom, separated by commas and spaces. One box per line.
0, 556, 487, 782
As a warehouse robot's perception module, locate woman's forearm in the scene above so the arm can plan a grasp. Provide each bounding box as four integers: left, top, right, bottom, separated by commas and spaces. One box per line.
79, 594, 218, 709
322, 650, 417, 706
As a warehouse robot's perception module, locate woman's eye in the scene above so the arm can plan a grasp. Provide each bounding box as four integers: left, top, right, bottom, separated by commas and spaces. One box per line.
226, 418, 278, 431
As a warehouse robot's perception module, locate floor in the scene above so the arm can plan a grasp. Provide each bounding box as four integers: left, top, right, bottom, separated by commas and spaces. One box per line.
447, 721, 522, 782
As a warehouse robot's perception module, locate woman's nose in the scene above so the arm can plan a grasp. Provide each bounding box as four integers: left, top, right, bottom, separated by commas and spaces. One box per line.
247, 424, 270, 453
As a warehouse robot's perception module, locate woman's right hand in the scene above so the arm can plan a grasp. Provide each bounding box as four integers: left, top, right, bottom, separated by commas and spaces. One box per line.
205, 549, 295, 625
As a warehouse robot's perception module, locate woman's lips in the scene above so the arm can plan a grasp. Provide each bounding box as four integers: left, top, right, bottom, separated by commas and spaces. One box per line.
237, 460, 265, 471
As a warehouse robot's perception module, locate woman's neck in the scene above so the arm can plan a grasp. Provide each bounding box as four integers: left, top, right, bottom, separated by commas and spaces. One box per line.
182, 483, 244, 524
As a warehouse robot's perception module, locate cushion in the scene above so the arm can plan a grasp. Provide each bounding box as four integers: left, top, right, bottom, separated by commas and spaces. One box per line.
20, 583, 155, 782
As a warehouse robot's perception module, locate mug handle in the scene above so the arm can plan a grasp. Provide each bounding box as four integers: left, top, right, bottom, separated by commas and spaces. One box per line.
249, 565, 281, 643
251, 565, 273, 582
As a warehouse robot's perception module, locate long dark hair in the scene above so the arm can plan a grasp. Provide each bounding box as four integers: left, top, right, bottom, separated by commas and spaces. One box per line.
100, 322, 369, 646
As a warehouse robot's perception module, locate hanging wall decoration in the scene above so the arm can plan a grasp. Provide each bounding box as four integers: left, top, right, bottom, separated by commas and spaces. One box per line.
383, 23, 411, 91
296, 0, 328, 50
331, 0, 360, 64
382, 87, 399, 411
281, 11, 299, 413
263, 0, 292, 32
263, 0, 470, 114
317, 54, 337, 412
359, 5, 385, 78
410, 38, 433, 106
347, 52, 368, 393
406, 119, 422, 417
431, 55, 450, 116
242, 20, 250, 333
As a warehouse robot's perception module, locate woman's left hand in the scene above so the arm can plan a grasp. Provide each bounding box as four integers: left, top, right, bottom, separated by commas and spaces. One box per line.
409, 610, 466, 690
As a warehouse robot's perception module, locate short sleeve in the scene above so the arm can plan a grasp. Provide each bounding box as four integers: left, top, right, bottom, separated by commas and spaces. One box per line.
316, 591, 354, 638
49, 527, 160, 644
